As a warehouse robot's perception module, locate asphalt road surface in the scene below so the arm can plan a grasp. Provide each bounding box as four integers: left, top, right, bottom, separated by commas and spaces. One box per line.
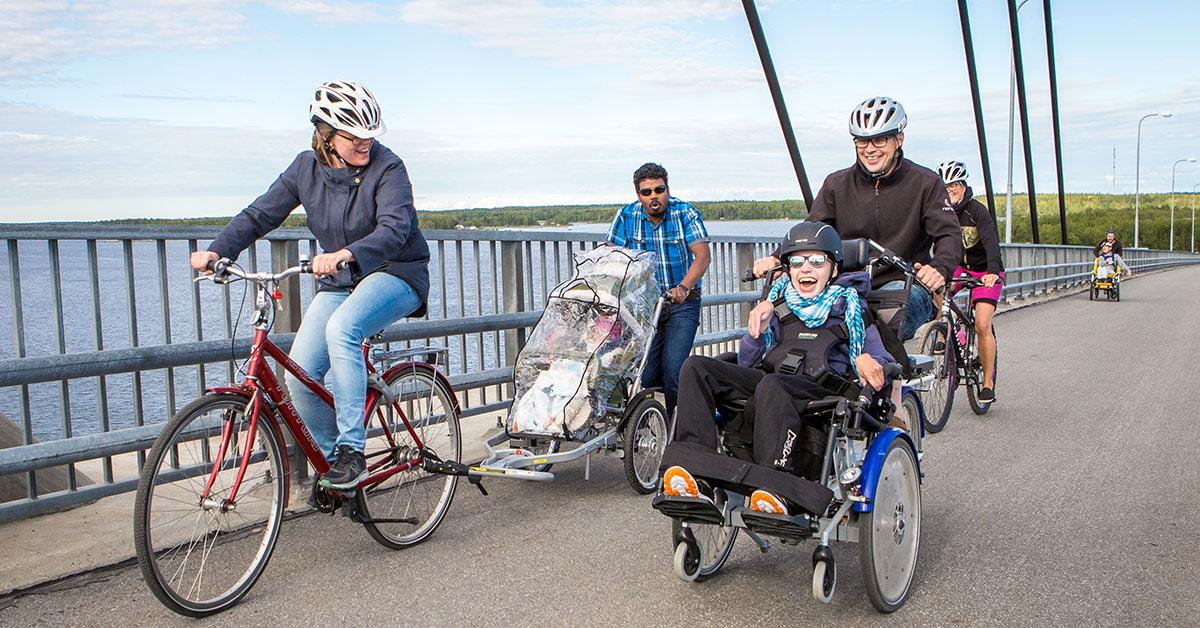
3, 267, 1198, 626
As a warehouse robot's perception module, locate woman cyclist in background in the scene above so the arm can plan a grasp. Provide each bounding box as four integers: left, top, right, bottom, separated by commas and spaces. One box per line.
937, 160, 1001, 404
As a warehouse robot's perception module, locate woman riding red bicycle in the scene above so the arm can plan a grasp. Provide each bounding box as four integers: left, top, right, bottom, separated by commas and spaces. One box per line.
191, 80, 430, 488
936, 160, 1001, 404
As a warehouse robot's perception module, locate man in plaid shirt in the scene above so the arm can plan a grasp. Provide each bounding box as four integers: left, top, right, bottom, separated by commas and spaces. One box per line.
607, 163, 711, 415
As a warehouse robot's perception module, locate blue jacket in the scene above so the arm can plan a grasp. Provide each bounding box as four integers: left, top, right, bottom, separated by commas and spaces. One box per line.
208, 143, 430, 316
737, 271, 894, 375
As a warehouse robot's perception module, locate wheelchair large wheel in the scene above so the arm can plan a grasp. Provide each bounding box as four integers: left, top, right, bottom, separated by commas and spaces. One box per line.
917, 321, 955, 434
1113, 283, 1120, 302
859, 438, 921, 613
1089, 285, 1096, 301
624, 395, 668, 494
967, 326, 997, 416
671, 489, 741, 582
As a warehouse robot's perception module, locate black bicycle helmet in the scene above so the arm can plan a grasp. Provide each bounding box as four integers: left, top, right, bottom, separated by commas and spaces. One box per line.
778, 221, 843, 266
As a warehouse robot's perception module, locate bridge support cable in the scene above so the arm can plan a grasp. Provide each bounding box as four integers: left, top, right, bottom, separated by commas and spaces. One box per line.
1043, 0, 1069, 244
1007, 0, 1040, 243
955, 0, 998, 219
741, 0, 814, 209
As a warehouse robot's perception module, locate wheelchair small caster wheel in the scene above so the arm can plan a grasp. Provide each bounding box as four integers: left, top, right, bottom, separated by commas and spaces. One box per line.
812, 546, 836, 603
673, 541, 702, 583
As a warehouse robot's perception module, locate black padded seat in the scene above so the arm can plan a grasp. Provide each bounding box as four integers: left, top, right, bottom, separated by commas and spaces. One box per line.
841, 238, 873, 272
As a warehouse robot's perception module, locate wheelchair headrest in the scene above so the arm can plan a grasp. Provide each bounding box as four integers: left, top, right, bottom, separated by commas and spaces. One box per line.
841, 238, 873, 272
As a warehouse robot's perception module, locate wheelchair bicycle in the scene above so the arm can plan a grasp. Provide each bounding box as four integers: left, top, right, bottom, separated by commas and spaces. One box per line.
1090, 258, 1124, 302
650, 239, 935, 612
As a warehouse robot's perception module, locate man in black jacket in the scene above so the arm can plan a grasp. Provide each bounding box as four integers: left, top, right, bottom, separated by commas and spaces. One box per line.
755, 96, 961, 340
1094, 229, 1124, 257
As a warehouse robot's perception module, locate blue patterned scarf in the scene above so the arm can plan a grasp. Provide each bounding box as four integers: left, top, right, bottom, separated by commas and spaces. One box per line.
764, 275, 865, 374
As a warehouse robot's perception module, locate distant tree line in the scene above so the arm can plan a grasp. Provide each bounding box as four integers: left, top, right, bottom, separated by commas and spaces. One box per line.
95, 193, 1199, 251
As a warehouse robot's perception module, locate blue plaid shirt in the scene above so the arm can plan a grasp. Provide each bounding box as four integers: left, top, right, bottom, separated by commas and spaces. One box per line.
606, 197, 710, 292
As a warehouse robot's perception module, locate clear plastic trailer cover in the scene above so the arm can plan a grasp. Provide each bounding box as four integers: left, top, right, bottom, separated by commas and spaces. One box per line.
507, 245, 660, 437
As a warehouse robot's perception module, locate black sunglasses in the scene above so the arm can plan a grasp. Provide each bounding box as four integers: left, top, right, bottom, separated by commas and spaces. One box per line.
638, 185, 667, 197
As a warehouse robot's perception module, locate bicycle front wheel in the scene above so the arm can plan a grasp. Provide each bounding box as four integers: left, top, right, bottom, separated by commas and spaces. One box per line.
358, 364, 461, 549
134, 393, 287, 617
917, 321, 955, 433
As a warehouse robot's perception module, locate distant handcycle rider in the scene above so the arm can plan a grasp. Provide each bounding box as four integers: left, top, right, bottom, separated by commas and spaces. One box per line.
190, 80, 431, 491
752, 96, 961, 342
1095, 241, 1132, 280
938, 160, 1002, 403
660, 222, 894, 517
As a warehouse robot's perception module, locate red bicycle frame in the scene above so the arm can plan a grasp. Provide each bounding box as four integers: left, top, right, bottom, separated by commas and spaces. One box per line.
201, 327, 435, 506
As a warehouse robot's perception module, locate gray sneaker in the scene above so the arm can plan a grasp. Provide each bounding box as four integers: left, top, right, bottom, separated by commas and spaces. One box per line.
320, 445, 367, 489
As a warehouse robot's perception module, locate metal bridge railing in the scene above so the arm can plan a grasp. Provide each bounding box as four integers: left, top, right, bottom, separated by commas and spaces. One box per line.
1, 224, 1197, 522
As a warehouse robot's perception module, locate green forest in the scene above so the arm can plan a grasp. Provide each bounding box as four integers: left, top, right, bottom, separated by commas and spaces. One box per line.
106, 193, 1199, 251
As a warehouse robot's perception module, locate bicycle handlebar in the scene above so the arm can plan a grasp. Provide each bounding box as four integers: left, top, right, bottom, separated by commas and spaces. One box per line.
201, 258, 348, 284
741, 265, 783, 283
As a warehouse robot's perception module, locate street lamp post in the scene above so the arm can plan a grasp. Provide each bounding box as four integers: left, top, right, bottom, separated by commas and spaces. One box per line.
1171, 158, 1196, 250
1135, 111, 1172, 248
1004, 0, 1031, 244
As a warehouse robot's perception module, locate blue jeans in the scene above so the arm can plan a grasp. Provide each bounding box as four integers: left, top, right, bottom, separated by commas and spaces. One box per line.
286, 273, 421, 461
879, 279, 934, 341
640, 297, 702, 414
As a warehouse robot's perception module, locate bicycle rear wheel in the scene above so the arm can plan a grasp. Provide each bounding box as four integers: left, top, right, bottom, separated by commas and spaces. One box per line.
134, 393, 286, 617
917, 321, 955, 433
968, 326, 998, 415
358, 364, 461, 549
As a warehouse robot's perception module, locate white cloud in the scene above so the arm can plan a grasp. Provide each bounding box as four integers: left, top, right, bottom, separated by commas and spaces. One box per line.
0, 0, 250, 81
266, 0, 400, 24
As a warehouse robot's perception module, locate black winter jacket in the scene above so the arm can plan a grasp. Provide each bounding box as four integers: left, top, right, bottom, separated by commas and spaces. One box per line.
954, 188, 1004, 273
801, 152, 963, 287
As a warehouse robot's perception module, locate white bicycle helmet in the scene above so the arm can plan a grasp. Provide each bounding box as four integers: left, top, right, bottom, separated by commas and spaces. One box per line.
848, 96, 907, 139
937, 160, 969, 185
309, 81, 386, 139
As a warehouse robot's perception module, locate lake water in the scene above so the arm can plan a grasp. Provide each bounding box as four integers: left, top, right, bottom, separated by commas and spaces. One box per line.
1, 220, 796, 441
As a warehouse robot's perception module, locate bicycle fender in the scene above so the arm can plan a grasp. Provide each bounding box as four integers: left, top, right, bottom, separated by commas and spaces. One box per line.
900, 387, 927, 436
205, 385, 253, 399
853, 427, 921, 514
381, 362, 462, 415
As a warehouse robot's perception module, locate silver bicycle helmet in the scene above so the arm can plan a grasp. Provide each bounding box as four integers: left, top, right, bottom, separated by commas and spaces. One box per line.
309, 80, 386, 139
937, 160, 969, 185
848, 96, 907, 139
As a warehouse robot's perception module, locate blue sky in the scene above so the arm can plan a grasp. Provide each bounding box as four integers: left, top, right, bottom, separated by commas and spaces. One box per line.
1, 0, 1197, 222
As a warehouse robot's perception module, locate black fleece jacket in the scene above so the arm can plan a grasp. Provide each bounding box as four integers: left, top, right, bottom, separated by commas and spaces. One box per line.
954, 187, 1004, 273
801, 151, 962, 287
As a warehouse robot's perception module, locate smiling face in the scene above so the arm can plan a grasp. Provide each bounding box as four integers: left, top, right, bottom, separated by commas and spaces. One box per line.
636, 177, 669, 218
855, 132, 903, 175
946, 181, 966, 205
787, 249, 837, 298
330, 131, 373, 167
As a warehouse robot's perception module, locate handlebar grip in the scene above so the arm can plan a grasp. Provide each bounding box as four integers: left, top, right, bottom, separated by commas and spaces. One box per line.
741, 265, 783, 283
208, 258, 231, 274
857, 362, 903, 402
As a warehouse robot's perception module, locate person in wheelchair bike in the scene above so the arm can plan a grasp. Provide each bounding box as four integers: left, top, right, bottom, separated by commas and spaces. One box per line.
937, 160, 1002, 403
1095, 241, 1131, 280
191, 81, 431, 490
661, 222, 894, 517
